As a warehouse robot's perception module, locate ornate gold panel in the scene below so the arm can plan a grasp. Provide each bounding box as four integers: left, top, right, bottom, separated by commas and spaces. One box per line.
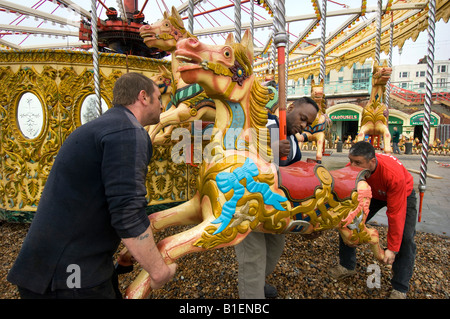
0, 50, 193, 222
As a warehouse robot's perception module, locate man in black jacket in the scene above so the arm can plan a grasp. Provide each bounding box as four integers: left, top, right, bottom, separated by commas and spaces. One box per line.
8, 72, 177, 299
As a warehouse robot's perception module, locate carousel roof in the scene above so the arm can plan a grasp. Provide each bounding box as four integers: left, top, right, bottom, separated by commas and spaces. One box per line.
0, 0, 449, 78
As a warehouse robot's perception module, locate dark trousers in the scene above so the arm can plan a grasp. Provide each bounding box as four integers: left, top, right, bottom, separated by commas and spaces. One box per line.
18, 272, 122, 299
339, 189, 417, 293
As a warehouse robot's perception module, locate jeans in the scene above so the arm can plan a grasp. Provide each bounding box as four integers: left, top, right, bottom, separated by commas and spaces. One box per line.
17, 272, 122, 299
393, 142, 400, 154
339, 189, 417, 293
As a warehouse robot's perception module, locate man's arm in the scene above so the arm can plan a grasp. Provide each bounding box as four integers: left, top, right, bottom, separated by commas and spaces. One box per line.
121, 225, 177, 290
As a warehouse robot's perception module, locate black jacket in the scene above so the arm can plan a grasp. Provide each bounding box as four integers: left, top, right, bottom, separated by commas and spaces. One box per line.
8, 106, 151, 293
266, 113, 302, 166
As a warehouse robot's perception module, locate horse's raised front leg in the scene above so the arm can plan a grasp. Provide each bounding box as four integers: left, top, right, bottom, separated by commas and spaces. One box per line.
338, 226, 385, 262
150, 192, 203, 232
125, 196, 250, 299
339, 180, 385, 262
124, 219, 211, 299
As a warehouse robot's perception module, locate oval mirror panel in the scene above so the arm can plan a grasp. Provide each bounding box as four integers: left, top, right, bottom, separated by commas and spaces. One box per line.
80, 95, 109, 125
16, 92, 45, 140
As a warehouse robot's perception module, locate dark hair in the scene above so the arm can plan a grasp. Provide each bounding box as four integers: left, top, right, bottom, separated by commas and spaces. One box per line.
292, 96, 319, 112
112, 72, 156, 106
349, 141, 376, 161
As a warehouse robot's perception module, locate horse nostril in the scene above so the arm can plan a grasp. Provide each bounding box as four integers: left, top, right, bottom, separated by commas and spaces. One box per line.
187, 38, 199, 46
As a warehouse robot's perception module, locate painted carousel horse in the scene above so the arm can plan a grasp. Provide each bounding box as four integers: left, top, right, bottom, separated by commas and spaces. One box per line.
124, 30, 384, 299
139, 6, 216, 144
144, 65, 175, 144
297, 79, 331, 163
356, 61, 392, 154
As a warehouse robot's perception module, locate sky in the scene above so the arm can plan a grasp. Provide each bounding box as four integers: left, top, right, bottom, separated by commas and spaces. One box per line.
0, 0, 449, 66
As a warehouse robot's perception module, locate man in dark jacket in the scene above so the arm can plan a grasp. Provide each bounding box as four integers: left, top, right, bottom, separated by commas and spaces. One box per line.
8, 72, 177, 299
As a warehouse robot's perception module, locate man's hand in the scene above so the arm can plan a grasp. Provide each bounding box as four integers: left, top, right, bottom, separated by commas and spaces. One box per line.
274, 139, 291, 158
383, 249, 397, 265
122, 226, 178, 290
117, 247, 135, 266
150, 263, 177, 290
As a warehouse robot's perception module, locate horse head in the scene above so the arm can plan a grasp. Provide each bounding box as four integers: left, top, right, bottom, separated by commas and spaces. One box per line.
175, 29, 254, 100
140, 6, 195, 52
151, 65, 173, 96
372, 61, 392, 86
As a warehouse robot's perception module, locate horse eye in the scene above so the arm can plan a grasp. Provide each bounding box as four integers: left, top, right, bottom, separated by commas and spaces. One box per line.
224, 51, 231, 57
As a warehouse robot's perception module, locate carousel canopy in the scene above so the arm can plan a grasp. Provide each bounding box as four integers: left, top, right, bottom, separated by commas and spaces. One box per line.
0, 0, 449, 78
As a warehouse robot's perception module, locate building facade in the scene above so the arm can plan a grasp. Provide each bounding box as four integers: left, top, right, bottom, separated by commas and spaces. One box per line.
287, 58, 448, 146
391, 59, 450, 92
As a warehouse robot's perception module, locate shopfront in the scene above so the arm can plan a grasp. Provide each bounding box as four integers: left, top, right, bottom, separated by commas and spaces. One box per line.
327, 105, 361, 143
409, 111, 440, 143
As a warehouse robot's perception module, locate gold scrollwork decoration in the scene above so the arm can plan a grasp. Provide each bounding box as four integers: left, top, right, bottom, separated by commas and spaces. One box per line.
1, 49, 194, 220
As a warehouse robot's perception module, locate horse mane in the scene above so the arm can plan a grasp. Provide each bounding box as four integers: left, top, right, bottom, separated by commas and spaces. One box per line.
249, 80, 273, 162
229, 41, 272, 162
168, 13, 197, 39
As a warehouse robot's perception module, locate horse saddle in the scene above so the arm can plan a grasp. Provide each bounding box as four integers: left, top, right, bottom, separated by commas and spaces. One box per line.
278, 161, 369, 203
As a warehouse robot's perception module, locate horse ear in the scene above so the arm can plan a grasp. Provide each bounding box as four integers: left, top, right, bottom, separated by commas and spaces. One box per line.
320, 78, 324, 85
163, 11, 169, 19
225, 33, 234, 45
161, 65, 171, 76
240, 29, 254, 60
171, 6, 182, 22
311, 79, 316, 86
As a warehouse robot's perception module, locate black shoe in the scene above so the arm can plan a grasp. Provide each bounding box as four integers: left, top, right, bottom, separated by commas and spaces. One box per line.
264, 283, 278, 298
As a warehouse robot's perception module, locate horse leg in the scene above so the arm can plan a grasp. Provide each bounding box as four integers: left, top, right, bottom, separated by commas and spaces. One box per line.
117, 193, 204, 277
315, 133, 324, 162
148, 105, 180, 141
381, 125, 392, 154
339, 180, 384, 262
150, 192, 203, 232
338, 226, 385, 262
125, 197, 250, 299
356, 124, 368, 142
124, 219, 211, 299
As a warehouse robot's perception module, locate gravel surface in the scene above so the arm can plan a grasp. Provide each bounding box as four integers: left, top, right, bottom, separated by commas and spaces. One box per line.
1, 221, 448, 299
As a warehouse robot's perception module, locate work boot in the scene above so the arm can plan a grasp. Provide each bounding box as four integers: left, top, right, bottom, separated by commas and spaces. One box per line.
264, 283, 278, 298
388, 289, 407, 299
328, 264, 356, 280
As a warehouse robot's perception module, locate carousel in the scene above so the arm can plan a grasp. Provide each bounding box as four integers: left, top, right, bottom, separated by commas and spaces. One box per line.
0, 0, 449, 299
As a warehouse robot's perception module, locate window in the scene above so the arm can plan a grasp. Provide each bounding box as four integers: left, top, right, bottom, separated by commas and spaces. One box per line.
400, 82, 408, 89
416, 71, 425, 77
437, 65, 447, 73
352, 63, 371, 90
399, 71, 409, 78
438, 78, 447, 88
419, 82, 425, 88
338, 76, 344, 83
